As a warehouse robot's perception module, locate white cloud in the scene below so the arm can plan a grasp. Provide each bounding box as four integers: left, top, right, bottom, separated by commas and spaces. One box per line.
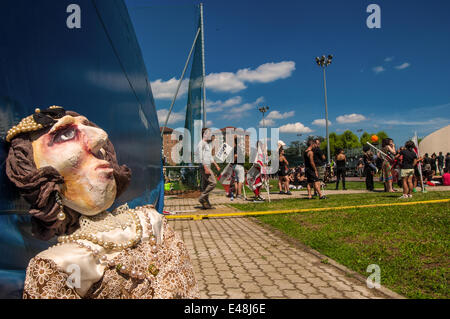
206, 120, 213, 127
372, 66, 385, 74
151, 61, 296, 99
205, 72, 246, 93
266, 110, 295, 120
222, 97, 265, 120
279, 122, 313, 134
384, 118, 449, 126
384, 56, 394, 62
394, 62, 411, 70
157, 108, 185, 126
236, 61, 296, 83
312, 119, 332, 127
206, 96, 242, 113
151, 78, 188, 100
336, 114, 366, 124
259, 118, 276, 127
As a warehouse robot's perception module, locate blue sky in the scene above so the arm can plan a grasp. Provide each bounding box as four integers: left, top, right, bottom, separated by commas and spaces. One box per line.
125, 0, 450, 146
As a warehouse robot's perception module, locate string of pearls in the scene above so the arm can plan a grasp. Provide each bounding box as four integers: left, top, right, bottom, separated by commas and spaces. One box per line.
53, 206, 159, 281
57, 209, 142, 251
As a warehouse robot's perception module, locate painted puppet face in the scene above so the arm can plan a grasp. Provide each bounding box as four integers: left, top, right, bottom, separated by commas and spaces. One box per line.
32, 115, 117, 216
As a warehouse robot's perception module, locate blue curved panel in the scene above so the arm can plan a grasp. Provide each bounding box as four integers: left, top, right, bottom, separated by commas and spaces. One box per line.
0, 0, 163, 298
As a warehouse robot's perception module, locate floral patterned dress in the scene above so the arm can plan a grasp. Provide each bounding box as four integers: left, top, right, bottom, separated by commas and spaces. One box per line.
23, 218, 199, 299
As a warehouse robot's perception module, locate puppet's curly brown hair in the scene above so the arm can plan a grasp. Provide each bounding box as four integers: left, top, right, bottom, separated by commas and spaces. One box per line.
6, 111, 131, 240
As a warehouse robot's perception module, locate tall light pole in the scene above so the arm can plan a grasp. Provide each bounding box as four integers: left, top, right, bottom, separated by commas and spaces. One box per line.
297, 133, 303, 160
258, 106, 269, 128
315, 54, 333, 164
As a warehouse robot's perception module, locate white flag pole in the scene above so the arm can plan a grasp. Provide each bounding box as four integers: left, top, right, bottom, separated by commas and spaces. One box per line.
366, 142, 392, 161
161, 28, 201, 138
200, 3, 207, 128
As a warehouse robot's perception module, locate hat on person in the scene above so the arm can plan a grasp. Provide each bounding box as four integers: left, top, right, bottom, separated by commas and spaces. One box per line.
278, 140, 286, 149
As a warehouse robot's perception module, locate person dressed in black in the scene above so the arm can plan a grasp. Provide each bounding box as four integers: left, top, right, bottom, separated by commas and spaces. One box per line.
304, 139, 325, 199
430, 153, 437, 176
446, 153, 450, 171
423, 153, 431, 172
396, 141, 418, 198
437, 152, 444, 176
335, 148, 347, 190
313, 138, 326, 183
362, 145, 375, 191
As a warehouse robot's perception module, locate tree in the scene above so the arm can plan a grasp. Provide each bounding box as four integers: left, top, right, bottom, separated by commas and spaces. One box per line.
320, 132, 342, 156
360, 132, 371, 145
284, 141, 303, 166
376, 131, 389, 143
321, 131, 361, 156
341, 130, 361, 149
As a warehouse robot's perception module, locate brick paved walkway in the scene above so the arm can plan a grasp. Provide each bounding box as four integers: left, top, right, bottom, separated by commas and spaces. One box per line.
169, 217, 404, 299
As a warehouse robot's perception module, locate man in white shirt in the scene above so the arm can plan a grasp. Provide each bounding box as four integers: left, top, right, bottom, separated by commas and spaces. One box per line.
198, 128, 221, 209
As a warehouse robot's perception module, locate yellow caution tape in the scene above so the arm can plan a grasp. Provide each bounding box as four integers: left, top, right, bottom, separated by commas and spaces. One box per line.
165, 198, 450, 220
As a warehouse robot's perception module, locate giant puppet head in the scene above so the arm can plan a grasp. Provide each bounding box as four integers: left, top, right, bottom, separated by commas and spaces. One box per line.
5, 106, 131, 240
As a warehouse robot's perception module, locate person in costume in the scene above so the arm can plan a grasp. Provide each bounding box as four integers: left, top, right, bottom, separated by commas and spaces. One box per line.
246, 141, 268, 202
5, 106, 199, 299
381, 138, 397, 192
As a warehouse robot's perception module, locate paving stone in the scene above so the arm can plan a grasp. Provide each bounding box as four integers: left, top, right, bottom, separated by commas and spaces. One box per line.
344, 291, 368, 299
202, 267, 219, 276
285, 274, 307, 283
218, 272, 236, 280
282, 290, 307, 299
253, 276, 275, 286
307, 294, 327, 299
204, 275, 221, 284
318, 286, 345, 298
261, 286, 284, 297
209, 295, 228, 299
222, 279, 241, 289
307, 277, 329, 287
241, 282, 261, 293
353, 285, 378, 297
234, 273, 254, 282
277, 267, 296, 275
226, 288, 246, 299
274, 280, 296, 290
246, 293, 267, 299
295, 283, 319, 294
199, 291, 209, 299
207, 284, 226, 295
332, 280, 354, 292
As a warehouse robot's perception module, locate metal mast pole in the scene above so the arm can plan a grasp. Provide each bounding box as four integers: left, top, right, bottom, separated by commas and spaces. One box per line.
161, 27, 201, 138
200, 3, 207, 128
323, 67, 330, 164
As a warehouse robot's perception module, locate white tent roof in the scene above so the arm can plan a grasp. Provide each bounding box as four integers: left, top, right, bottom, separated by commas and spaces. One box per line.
418, 125, 450, 155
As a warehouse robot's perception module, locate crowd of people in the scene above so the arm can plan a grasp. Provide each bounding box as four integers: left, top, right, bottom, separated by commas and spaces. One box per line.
361, 138, 450, 198
195, 128, 449, 208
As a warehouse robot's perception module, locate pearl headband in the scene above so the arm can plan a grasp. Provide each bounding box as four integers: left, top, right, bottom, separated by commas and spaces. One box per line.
6, 105, 66, 142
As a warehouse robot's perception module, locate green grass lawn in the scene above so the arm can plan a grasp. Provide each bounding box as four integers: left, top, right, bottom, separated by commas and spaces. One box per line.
231, 190, 450, 212
231, 191, 450, 299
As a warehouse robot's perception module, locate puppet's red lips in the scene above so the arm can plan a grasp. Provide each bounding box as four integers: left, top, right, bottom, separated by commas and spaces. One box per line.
95, 162, 112, 171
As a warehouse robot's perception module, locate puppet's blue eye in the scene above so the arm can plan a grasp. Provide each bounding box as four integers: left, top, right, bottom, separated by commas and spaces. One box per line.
53, 126, 77, 143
